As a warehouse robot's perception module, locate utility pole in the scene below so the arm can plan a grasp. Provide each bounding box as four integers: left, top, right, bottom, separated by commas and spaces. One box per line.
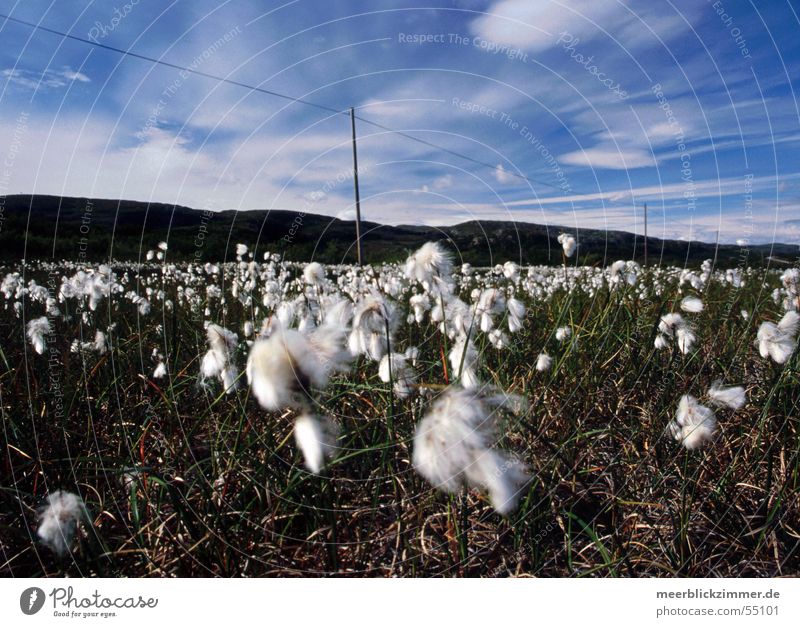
711, 228, 720, 273
643, 202, 648, 266
350, 107, 364, 266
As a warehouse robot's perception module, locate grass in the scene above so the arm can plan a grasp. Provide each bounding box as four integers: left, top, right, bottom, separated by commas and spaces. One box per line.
1, 259, 799, 577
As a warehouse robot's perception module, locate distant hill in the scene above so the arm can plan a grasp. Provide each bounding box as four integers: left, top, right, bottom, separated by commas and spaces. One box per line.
0, 194, 796, 268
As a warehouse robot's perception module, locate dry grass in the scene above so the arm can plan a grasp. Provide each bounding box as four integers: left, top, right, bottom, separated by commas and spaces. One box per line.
1, 261, 799, 577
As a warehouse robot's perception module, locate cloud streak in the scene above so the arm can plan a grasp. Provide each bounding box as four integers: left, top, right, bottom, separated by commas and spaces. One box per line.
0, 0, 798, 245
2, 66, 91, 91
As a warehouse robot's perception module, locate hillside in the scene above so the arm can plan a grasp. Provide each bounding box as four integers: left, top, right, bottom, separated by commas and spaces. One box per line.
0, 194, 795, 267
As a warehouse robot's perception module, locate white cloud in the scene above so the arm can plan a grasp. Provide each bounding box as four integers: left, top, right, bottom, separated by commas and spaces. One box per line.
507, 173, 800, 207
647, 122, 682, 142
357, 96, 445, 122
2, 110, 795, 245
2, 67, 91, 91
62, 70, 90, 83
417, 200, 800, 245
470, 0, 621, 52
470, 0, 698, 57
494, 163, 515, 184
302, 190, 327, 203
0, 117, 272, 210
336, 208, 357, 220
559, 146, 656, 169
433, 174, 454, 189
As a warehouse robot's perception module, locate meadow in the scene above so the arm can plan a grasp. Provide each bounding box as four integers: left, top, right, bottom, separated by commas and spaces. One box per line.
1, 240, 799, 577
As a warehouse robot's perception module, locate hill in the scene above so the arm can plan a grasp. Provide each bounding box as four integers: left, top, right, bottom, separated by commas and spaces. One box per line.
0, 194, 795, 267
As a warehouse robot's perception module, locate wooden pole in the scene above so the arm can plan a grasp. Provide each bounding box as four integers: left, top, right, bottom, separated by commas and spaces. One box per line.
643, 201, 648, 266
711, 228, 719, 272
350, 107, 364, 266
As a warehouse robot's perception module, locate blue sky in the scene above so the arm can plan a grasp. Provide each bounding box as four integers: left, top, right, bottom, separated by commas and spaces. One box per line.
1, 0, 799, 244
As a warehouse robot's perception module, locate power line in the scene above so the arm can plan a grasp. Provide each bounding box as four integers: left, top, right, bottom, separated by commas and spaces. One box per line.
0, 11, 569, 192
0, 12, 346, 116
351, 115, 567, 191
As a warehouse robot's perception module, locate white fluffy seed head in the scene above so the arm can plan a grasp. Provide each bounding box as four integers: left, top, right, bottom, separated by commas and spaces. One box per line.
756, 321, 777, 345
293, 414, 339, 474
37, 490, 86, 556
778, 310, 800, 336
757, 315, 798, 364
535, 352, 552, 372
506, 298, 525, 333
27, 316, 51, 355
609, 260, 626, 277
412, 387, 529, 514
669, 395, 718, 450
201, 324, 239, 392
405, 241, 454, 288
247, 331, 318, 410
448, 335, 479, 388
247, 326, 348, 411
94, 330, 107, 354
675, 326, 696, 354
507, 297, 525, 319
201, 349, 225, 378
557, 233, 576, 257
680, 296, 704, 313
322, 298, 354, 329
153, 362, 167, 379
307, 324, 352, 375
378, 352, 418, 398
707, 382, 746, 410
502, 261, 519, 280
303, 262, 325, 286
349, 295, 397, 361
659, 312, 686, 336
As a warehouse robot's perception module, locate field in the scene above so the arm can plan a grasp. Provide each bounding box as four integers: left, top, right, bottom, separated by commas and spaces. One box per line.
1, 243, 799, 577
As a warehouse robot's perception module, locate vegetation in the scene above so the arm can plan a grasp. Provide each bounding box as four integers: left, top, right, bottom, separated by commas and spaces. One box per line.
1, 194, 795, 267
2, 242, 799, 577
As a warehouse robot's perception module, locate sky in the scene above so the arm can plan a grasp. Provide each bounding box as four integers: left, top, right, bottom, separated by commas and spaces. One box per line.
1, 0, 799, 244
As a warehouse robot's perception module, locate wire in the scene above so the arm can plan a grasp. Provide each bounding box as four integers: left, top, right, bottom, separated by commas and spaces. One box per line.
0, 12, 347, 116
0, 11, 568, 192
352, 115, 567, 191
